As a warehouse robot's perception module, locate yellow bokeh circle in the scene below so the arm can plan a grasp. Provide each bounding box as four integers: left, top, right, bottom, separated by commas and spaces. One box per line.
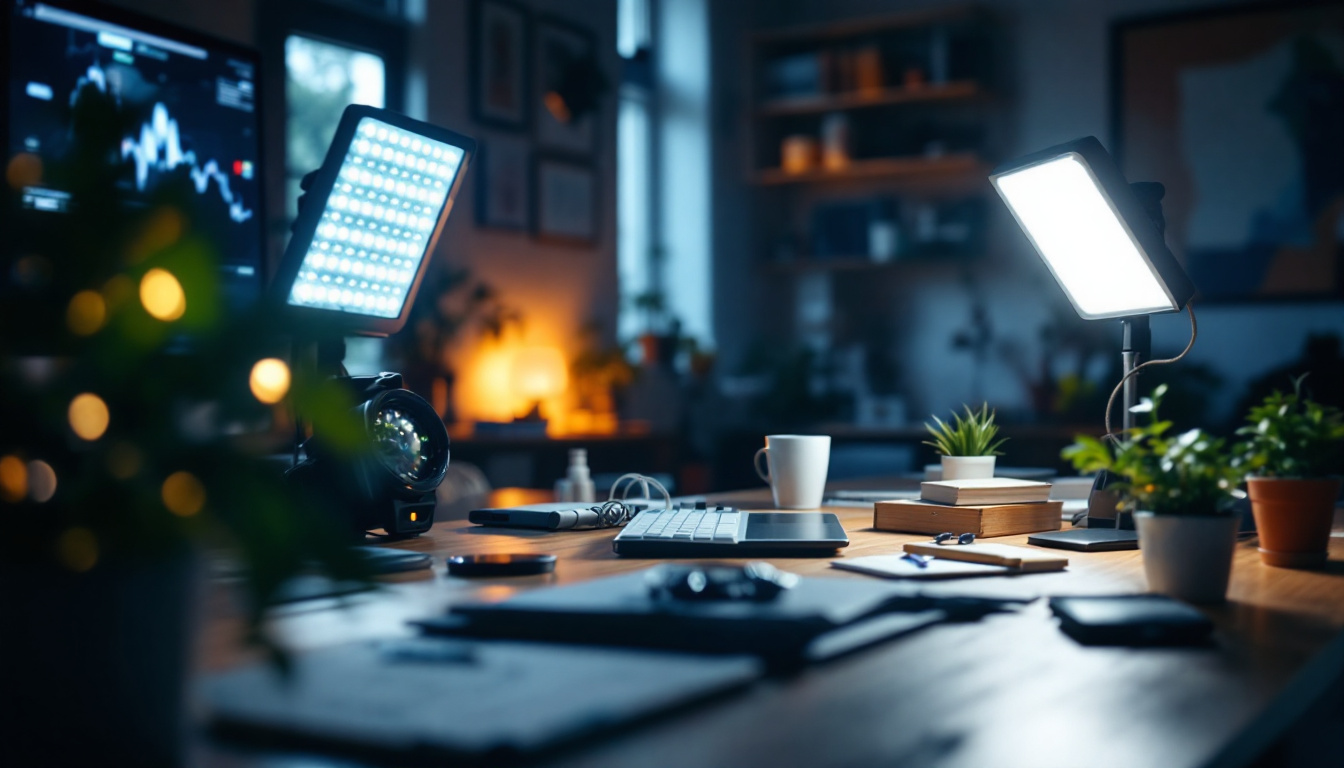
139, 268, 186, 321
67, 290, 107, 336
162, 471, 206, 517
249, 358, 291, 404
68, 393, 110, 441
0, 455, 27, 502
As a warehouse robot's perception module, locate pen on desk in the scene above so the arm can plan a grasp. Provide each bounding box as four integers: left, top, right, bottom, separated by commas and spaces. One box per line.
901, 552, 930, 569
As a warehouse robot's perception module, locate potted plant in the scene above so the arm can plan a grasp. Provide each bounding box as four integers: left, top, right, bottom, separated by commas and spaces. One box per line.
1063, 385, 1241, 604
0, 90, 369, 766
924, 403, 1007, 480
1235, 375, 1344, 568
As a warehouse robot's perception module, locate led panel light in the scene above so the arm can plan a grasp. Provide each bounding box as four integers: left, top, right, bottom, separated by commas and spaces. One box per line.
272, 105, 475, 336
989, 136, 1193, 320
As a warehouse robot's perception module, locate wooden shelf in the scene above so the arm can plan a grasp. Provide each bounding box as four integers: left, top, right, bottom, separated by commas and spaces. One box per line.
752, 152, 987, 187
752, 4, 981, 45
758, 81, 982, 117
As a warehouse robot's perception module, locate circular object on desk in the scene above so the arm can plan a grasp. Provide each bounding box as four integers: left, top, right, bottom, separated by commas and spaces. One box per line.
447, 553, 557, 577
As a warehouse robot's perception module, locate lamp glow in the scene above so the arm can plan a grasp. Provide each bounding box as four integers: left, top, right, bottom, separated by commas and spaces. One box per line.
512, 346, 569, 404
162, 471, 205, 517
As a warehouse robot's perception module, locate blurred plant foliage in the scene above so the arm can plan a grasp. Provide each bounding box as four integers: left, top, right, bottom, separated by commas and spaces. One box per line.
0, 80, 372, 650
1062, 384, 1240, 515
1236, 374, 1344, 479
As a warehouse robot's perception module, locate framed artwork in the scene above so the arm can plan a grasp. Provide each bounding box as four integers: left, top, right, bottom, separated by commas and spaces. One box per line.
475, 135, 531, 231
471, 0, 529, 129
534, 17, 598, 156
1111, 1, 1344, 303
534, 156, 597, 243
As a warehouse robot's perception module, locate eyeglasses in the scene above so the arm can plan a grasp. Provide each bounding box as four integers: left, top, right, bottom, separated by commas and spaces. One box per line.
934, 532, 976, 545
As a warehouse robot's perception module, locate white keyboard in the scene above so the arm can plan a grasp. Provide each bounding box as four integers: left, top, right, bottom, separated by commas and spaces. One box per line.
614, 503, 746, 545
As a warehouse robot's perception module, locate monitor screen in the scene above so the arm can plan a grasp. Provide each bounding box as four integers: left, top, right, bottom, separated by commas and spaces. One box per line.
4, 0, 264, 305
285, 116, 466, 320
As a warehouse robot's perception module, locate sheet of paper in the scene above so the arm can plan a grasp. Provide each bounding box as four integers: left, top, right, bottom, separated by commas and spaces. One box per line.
831, 555, 1013, 580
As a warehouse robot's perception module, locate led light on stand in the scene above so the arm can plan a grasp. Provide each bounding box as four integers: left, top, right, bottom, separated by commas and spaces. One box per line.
994, 156, 1174, 318
989, 136, 1198, 549
286, 115, 466, 321
989, 137, 1192, 321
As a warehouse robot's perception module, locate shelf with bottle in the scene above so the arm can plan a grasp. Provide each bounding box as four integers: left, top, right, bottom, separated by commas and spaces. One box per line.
757, 80, 983, 117
753, 151, 989, 187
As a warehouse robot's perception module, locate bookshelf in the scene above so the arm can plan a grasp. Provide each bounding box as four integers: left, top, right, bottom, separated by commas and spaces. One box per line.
747, 5, 1001, 269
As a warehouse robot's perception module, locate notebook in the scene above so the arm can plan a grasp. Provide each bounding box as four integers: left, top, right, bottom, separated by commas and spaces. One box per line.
832, 554, 1014, 580
414, 567, 945, 664
919, 478, 1052, 506
204, 638, 762, 762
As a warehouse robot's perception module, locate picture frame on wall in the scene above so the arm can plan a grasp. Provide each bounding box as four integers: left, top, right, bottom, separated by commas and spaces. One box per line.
471, 0, 529, 130
1111, 1, 1344, 303
475, 135, 531, 231
534, 156, 597, 244
534, 17, 599, 156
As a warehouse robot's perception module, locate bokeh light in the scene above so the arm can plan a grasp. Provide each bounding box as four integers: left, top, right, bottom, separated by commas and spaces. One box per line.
27, 460, 57, 503
66, 290, 108, 336
140, 268, 186, 321
0, 455, 27, 502
68, 393, 110, 441
162, 471, 205, 517
249, 358, 291, 404
5, 152, 42, 190
57, 527, 98, 572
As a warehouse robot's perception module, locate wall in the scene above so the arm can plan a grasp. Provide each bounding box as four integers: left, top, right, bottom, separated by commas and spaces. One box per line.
726, 0, 1344, 427
419, 0, 618, 425
106, 0, 620, 426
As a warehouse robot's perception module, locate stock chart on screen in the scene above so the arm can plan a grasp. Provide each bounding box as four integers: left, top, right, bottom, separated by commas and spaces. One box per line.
5, 0, 264, 300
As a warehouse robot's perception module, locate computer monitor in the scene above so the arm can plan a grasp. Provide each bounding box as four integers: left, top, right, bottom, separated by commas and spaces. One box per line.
270, 105, 474, 338
2, 0, 265, 309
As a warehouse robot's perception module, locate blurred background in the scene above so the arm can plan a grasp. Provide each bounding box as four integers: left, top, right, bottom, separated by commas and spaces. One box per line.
13, 0, 1344, 496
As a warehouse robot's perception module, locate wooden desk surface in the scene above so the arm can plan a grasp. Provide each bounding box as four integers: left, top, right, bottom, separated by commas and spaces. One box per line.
201, 487, 1344, 768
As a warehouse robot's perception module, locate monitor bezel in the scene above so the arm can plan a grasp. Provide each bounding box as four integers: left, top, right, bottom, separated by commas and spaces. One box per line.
269, 104, 476, 338
1, 0, 268, 306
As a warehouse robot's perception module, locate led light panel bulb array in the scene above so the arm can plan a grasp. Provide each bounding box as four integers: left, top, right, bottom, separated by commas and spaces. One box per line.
287, 117, 465, 318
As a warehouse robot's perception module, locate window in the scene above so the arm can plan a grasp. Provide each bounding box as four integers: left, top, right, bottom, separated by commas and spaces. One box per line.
284, 35, 386, 222
617, 0, 655, 344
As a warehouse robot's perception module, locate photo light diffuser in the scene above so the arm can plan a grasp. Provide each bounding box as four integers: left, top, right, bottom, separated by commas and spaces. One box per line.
989, 136, 1193, 320
272, 105, 475, 336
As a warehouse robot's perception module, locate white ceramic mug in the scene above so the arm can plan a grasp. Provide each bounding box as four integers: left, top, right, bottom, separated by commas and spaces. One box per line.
754, 435, 831, 509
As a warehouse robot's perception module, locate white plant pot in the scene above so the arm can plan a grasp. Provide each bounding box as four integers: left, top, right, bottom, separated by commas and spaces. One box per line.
939, 455, 996, 481
1134, 511, 1237, 605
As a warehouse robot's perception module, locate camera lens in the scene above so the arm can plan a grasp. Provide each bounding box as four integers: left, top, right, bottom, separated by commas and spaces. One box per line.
362, 389, 449, 493
372, 406, 431, 483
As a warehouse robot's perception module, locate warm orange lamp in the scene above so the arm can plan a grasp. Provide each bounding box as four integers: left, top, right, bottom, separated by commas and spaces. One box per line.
511, 346, 568, 422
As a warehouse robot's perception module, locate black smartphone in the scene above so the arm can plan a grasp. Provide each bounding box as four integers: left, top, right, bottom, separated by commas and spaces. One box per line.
446, 554, 557, 577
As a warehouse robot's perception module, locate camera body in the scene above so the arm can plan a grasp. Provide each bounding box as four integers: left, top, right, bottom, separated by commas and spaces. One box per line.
287, 372, 450, 538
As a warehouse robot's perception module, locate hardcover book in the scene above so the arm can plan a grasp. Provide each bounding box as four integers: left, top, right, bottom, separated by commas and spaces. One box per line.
875, 499, 1063, 538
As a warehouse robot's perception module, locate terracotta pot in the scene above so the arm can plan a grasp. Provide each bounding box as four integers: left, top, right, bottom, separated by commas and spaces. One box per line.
1134, 511, 1237, 604
1247, 477, 1342, 569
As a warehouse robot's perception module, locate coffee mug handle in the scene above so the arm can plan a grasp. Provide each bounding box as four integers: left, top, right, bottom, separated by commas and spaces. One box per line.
754, 447, 771, 484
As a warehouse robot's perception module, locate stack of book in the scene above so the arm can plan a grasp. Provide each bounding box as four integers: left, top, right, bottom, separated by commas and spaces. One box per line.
874, 478, 1062, 538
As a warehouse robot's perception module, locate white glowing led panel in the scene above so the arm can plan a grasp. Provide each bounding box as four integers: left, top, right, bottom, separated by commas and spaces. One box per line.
993, 154, 1177, 319
287, 117, 466, 318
